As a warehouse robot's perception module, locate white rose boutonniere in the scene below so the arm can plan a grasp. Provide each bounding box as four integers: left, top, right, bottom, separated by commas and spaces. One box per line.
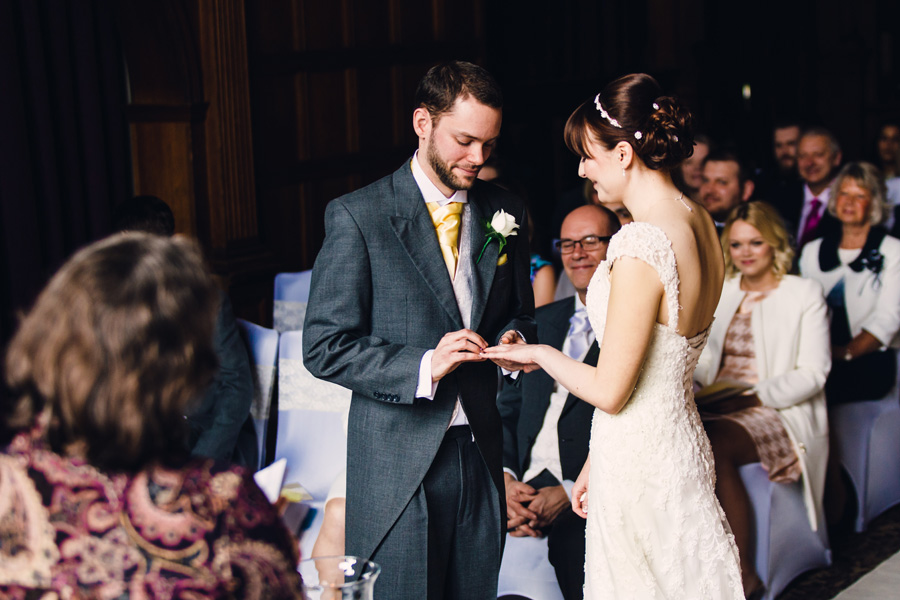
477, 209, 519, 264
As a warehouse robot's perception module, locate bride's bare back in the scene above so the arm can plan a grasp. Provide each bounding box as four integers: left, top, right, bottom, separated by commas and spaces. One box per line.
647, 195, 724, 339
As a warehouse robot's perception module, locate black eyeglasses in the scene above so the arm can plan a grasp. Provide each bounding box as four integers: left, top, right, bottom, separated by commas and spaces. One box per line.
553, 235, 613, 254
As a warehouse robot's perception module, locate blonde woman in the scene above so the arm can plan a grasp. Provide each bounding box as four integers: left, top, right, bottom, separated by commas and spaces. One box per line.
695, 201, 830, 597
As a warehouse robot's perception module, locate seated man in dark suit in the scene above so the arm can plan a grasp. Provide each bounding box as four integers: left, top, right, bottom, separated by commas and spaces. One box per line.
113, 196, 258, 468
793, 127, 843, 249
699, 148, 755, 232
498, 204, 620, 600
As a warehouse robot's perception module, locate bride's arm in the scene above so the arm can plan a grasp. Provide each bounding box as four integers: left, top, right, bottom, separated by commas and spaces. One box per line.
485, 257, 663, 415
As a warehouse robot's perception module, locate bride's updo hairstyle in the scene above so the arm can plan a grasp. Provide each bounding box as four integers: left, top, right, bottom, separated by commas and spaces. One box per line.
565, 73, 695, 172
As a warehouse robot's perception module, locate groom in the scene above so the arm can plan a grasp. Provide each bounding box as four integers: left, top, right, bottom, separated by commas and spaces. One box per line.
303, 61, 536, 599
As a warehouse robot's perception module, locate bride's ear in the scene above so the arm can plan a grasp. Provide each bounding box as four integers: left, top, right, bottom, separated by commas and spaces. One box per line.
615, 141, 635, 170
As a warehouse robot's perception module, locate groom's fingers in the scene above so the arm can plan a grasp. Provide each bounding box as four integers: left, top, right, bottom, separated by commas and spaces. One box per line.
499, 330, 524, 345
431, 329, 490, 381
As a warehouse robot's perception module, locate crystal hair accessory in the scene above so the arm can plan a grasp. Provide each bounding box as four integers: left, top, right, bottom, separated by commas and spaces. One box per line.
593, 93, 622, 128
634, 131, 643, 140
652, 102, 660, 110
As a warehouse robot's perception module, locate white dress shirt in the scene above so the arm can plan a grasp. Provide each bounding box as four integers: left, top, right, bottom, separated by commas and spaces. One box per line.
409, 151, 472, 426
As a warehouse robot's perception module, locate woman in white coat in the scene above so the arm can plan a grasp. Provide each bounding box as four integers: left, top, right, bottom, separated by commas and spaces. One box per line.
799, 161, 900, 403
695, 201, 830, 597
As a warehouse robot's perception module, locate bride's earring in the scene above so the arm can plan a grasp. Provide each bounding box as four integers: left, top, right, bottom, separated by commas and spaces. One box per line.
622, 167, 626, 178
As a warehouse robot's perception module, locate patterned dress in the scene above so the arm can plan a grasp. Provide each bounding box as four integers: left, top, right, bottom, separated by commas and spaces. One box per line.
705, 291, 802, 483
0, 430, 303, 599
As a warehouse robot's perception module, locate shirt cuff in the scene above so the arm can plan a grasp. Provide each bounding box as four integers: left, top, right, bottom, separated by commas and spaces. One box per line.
562, 479, 575, 500
500, 330, 527, 379
503, 467, 518, 480
417, 350, 438, 400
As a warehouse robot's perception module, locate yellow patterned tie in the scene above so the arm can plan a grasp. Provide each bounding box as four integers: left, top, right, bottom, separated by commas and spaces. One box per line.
427, 202, 463, 279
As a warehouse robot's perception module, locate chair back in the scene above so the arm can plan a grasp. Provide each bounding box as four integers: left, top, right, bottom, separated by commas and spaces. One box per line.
273, 270, 313, 332
237, 319, 279, 470
275, 330, 351, 501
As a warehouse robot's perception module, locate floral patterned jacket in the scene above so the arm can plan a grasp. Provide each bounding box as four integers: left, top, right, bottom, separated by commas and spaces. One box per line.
0, 431, 303, 599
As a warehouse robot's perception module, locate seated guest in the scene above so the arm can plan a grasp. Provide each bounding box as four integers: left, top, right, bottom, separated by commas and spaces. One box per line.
793, 127, 844, 250
529, 212, 557, 308
799, 162, 900, 403
872, 121, 900, 231
755, 121, 805, 232
875, 120, 900, 180
0, 233, 302, 597
114, 196, 258, 468
498, 204, 620, 600
605, 200, 633, 225
674, 132, 711, 200
699, 147, 755, 231
695, 201, 830, 598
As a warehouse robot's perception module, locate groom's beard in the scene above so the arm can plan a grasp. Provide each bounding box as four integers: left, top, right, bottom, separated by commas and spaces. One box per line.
427, 132, 481, 192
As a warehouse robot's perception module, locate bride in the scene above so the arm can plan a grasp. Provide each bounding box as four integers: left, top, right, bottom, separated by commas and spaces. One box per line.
484, 74, 744, 599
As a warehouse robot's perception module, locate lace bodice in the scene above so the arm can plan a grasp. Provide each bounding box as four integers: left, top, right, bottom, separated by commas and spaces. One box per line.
582, 222, 742, 599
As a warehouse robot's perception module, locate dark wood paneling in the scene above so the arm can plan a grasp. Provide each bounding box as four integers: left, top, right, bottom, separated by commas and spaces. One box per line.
246, 0, 488, 280
114, 0, 898, 326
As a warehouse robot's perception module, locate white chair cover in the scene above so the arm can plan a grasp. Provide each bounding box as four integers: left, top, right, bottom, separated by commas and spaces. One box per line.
273, 270, 313, 332
739, 463, 832, 600
236, 319, 279, 471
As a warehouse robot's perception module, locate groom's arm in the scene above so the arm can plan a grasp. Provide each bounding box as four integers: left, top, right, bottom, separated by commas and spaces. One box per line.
303, 199, 426, 404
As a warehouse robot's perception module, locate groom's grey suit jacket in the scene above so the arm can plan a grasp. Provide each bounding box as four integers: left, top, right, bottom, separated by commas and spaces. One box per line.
303, 160, 536, 565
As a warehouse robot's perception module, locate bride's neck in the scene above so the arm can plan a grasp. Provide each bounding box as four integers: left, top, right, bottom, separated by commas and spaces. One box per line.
622, 167, 683, 221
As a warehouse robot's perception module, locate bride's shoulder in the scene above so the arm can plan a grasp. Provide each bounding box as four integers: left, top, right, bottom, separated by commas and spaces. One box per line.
610, 221, 673, 255
608, 222, 677, 278
612, 221, 670, 245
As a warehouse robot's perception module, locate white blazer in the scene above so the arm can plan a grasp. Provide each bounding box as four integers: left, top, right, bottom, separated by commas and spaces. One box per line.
695, 275, 830, 530
799, 234, 900, 348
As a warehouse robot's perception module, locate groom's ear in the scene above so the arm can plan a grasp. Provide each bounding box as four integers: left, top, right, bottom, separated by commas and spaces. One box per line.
413, 107, 432, 139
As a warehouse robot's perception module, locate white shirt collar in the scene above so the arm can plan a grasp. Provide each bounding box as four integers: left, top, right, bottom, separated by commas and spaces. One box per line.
574, 293, 587, 314
411, 150, 468, 206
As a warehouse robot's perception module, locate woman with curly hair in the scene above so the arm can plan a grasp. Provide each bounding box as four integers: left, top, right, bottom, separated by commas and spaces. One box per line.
0, 233, 302, 598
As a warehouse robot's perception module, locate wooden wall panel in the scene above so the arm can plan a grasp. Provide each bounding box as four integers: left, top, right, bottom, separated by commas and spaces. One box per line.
357, 66, 399, 151
114, 0, 898, 327
352, 0, 393, 46
245, 0, 488, 283
129, 120, 197, 236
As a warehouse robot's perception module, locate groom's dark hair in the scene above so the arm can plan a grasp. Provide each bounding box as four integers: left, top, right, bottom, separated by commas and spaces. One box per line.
415, 60, 503, 123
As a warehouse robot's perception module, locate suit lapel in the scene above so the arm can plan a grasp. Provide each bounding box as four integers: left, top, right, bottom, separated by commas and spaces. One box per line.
389, 164, 463, 328
468, 192, 498, 332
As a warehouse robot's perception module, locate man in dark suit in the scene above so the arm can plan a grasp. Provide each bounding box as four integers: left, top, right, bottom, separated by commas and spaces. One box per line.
791, 127, 843, 249
113, 195, 258, 469
303, 61, 536, 599
698, 148, 755, 231
498, 204, 619, 600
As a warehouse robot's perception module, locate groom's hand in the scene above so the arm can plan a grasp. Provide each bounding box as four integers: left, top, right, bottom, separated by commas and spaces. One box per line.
489, 330, 541, 373
431, 328, 488, 382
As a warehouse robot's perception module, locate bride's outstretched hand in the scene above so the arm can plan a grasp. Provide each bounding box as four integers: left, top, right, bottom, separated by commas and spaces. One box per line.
481, 338, 543, 373
571, 456, 590, 519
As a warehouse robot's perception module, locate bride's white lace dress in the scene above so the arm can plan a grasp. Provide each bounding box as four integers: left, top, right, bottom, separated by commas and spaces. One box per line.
583, 222, 743, 599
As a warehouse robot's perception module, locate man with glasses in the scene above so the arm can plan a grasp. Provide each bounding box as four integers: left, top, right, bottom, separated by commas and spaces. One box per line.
497, 204, 619, 599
